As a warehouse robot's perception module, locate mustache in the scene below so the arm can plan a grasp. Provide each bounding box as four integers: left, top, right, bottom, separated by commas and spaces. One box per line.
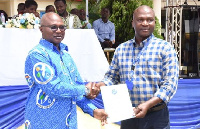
53, 34, 64, 37
141, 27, 149, 30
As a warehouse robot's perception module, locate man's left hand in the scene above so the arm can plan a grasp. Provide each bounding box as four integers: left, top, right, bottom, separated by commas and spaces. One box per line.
93, 109, 108, 126
134, 102, 149, 118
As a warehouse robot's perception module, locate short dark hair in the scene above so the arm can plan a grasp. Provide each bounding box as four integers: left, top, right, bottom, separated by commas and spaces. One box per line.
54, 0, 66, 5
18, 3, 25, 9
101, 7, 110, 12
45, 5, 54, 11
0, 10, 8, 21
25, 0, 38, 8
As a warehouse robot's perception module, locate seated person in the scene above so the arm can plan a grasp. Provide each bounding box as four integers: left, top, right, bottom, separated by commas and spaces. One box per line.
54, 0, 82, 29
24, 0, 40, 18
0, 10, 8, 22
79, 9, 92, 29
93, 8, 115, 49
17, 3, 25, 15
45, 5, 56, 13
12, 3, 25, 19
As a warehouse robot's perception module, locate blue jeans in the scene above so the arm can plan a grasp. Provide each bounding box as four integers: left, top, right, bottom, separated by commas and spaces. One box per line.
120, 106, 170, 129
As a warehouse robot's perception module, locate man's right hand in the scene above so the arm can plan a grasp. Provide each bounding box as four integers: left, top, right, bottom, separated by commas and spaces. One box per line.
103, 40, 112, 48
85, 82, 106, 99
85, 82, 100, 99
81, 23, 88, 29
95, 82, 106, 89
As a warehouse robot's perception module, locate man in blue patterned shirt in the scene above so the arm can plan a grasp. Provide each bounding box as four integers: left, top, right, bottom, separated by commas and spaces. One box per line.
96, 5, 179, 129
24, 12, 107, 129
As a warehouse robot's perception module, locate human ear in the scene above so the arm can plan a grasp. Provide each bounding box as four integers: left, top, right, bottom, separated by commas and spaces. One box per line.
39, 27, 43, 32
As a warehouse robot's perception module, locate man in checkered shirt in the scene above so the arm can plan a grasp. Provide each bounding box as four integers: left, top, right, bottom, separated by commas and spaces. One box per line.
96, 5, 179, 129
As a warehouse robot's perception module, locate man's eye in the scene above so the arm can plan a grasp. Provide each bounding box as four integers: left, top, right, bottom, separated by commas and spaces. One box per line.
138, 19, 143, 23
51, 26, 57, 30
59, 26, 65, 29
148, 19, 154, 23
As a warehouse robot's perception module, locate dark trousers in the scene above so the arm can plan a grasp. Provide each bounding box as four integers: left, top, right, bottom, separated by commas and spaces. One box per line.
100, 39, 111, 50
100, 39, 120, 49
120, 106, 170, 129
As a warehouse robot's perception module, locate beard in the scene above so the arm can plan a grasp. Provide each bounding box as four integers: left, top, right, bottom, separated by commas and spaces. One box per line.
58, 11, 65, 17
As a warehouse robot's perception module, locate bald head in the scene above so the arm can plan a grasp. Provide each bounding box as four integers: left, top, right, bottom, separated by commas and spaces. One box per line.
40, 12, 63, 25
133, 5, 155, 19
40, 12, 65, 47
132, 5, 156, 43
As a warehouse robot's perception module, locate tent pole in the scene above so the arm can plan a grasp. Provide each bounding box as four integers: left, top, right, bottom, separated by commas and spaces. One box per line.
86, 0, 89, 21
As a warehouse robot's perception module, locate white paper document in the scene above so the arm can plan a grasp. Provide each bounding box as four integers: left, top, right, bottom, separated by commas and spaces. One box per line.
100, 84, 135, 123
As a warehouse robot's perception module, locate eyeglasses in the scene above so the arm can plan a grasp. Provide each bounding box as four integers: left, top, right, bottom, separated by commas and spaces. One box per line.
41, 25, 67, 32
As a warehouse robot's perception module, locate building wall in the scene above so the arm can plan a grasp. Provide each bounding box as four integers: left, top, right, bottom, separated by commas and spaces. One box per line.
0, 1, 11, 17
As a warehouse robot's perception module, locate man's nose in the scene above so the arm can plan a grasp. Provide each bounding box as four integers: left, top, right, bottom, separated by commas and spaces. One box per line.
142, 20, 149, 25
56, 28, 62, 32
57, 8, 61, 11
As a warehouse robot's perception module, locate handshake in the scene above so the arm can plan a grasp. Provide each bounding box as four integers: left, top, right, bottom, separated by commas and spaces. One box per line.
85, 82, 105, 99
84, 82, 108, 125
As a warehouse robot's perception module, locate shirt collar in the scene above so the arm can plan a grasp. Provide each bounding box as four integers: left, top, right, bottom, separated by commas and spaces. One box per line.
39, 38, 68, 52
68, 12, 73, 17
60, 11, 71, 18
100, 18, 111, 24
132, 34, 154, 47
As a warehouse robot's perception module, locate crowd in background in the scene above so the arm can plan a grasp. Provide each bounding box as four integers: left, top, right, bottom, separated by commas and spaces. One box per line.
0, 0, 117, 49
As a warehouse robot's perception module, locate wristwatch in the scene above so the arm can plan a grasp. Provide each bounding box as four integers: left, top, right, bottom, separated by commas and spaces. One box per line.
85, 86, 90, 96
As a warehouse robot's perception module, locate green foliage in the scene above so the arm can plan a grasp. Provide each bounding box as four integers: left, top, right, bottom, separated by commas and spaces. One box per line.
66, 0, 74, 11
98, 0, 163, 43
70, 0, 163, 42
87, 1, 101, 24
154, 17, 163, 39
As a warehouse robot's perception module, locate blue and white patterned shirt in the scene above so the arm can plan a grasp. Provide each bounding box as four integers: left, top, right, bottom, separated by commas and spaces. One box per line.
24, 39, 96, 129
93, 18, 115, 43
102, 35, 179, 107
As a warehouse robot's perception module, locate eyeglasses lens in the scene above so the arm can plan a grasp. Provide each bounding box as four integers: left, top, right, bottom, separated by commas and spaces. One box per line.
50, 25, 66, 31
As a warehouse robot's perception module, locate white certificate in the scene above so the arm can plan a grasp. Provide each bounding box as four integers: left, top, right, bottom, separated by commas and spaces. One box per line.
100, 84, 135, 123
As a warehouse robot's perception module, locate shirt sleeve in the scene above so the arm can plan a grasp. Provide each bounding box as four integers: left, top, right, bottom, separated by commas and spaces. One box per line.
25, 49, 86, 99
73, 15, 82, 29
109, 23, 115, 42
87, 22, 92, 29
154, 43, 179, 103
93, 20, 105, 43
102, 47, 121, 85
76, 97, 97, 117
